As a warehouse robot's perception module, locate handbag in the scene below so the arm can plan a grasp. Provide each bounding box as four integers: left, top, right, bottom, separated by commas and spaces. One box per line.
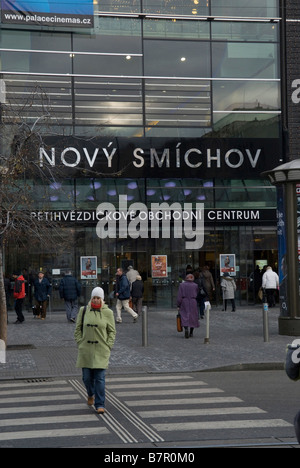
176, 312, 183, 332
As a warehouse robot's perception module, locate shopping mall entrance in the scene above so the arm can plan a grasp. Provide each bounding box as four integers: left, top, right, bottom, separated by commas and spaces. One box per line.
4, 224, 278, 311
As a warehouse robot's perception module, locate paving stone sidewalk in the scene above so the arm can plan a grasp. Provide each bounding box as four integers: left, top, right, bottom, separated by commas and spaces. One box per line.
0, 304, 293, 380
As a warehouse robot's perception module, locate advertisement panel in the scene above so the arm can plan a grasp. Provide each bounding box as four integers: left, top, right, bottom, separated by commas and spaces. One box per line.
80, 256, 97, 280
1, 0, 94, 27
220, 254, 236, 276
152, 255, 168, 278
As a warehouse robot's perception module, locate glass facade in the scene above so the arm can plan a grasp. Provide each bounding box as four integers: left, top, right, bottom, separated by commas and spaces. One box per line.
0, 0, 281, 309
0, 0, 280, 138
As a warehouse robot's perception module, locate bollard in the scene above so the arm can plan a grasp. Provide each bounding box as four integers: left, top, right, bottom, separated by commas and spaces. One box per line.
142, 305, 148, 347
204, 301, 211, 344
262, 289, 269, 342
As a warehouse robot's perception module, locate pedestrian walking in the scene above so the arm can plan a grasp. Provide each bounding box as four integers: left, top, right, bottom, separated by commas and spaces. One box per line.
194, 270, 208, 319
177, 274, 199, 338
33, 271, 52, 320
115, 267, 138, 323
131, 275, 144, 315
12, 271, 26, 323
59, 271, 81, 322
74, 287, 116, 414
262, 265, 279, 307
200, 265, 215, 301
126, 265, 139, 289
221, 272, 236, 311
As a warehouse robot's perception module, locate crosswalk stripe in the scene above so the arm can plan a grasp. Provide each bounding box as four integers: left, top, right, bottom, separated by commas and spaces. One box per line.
126, 396, 243, 406
0, 414, 98, 427
137, 406, 267, 418
108, 381, 207, 389
0, 404, 85, 415
0, 427, 109, 442
115, 387, 223, 397
107, 375, 193, 383
152, 419, 293, 431
0, 386, 74, 396
0, 380, 68, 388
1, 394, 80, 404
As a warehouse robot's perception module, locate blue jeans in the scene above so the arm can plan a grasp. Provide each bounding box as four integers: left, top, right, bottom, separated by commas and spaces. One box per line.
82, 368, 106, 410
65, 299, 78, 321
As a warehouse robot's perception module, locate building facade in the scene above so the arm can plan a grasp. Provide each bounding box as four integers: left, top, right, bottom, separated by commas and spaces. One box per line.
0, 0, 282, 308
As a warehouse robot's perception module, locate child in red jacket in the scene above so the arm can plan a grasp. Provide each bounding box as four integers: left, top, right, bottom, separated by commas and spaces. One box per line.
13, 272, 25, 323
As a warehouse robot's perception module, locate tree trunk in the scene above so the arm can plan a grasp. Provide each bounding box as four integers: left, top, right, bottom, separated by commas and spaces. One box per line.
0, 243, 7, 346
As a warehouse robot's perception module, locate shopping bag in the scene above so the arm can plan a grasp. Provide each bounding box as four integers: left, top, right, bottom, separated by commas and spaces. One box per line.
176, 313, 183, 332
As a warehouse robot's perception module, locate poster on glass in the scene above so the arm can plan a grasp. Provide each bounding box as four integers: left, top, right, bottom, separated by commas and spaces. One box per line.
220, 254, 236, 276
152, 255, 168, 278
81, 256, 97, 280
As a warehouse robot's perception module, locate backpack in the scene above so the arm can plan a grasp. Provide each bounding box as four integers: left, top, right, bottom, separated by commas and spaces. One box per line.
15, 279, 24, 294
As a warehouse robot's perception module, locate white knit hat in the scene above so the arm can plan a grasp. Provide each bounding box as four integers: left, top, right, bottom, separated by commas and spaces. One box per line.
91, 287, 104, 299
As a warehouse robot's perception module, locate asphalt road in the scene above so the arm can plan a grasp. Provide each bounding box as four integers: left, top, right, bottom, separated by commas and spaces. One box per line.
0, 369, 299, 450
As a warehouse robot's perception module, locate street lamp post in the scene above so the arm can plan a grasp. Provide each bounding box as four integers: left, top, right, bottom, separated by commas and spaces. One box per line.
262, 159, 300, 335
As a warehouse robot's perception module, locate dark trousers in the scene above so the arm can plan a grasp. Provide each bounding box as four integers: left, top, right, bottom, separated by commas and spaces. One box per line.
15, 298, 24, 322
35, 300, 47, 318
266, 288, 276, 307
132, 297, 143, 315
224, 299, 236, 311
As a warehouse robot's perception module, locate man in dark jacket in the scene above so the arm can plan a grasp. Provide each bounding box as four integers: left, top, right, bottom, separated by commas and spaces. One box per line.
59, 271, 81, 323
33, 271, 52, 320
131, 275, 144, 316
115, 267, 138, 323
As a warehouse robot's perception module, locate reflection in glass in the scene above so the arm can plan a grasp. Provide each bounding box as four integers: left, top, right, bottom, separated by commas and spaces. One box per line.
212, 42, 278, 79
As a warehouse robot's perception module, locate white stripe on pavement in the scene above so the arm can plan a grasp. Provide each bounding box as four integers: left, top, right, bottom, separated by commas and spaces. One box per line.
115, 387, 223, 397
0, 380, 68, 388
138, 406, 267, 418
1, 394, 80, 404
126, 396, 243, 406
107, 375, 193, 383
0, 414, 99, 427
152, 419, 293, 431
0, 386, 74, 396
108, 381, 207, 389
0, 427, 109, 442
0, 404, 85, 415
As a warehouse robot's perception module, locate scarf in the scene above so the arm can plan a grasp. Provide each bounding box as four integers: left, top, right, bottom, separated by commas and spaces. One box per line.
91, 302, 101, 310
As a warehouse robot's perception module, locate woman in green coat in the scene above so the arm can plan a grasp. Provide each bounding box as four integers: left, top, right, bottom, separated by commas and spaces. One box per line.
74, 287, 116, 414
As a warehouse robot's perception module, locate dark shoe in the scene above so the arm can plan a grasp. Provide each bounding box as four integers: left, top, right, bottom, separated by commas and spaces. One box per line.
189, 331, 193, 337
185, 329, 189, 339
